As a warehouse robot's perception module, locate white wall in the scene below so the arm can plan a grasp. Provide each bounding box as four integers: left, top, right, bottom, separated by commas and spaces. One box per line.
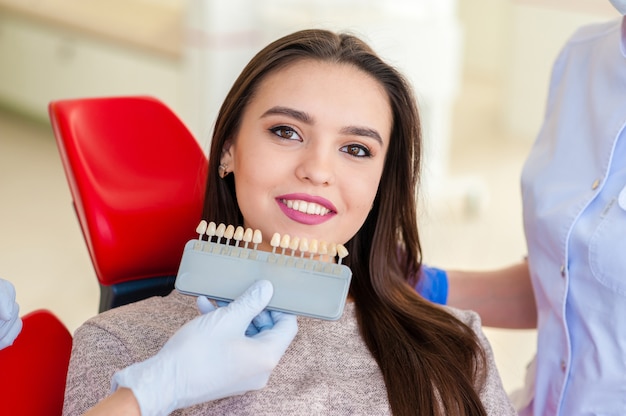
458, 0, 620, 141
504, 2, 620, 140
458, 0, 512, 81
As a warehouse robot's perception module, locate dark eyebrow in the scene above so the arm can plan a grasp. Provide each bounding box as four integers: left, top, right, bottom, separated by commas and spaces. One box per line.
340, 126, 383, 145
261, 106, 312, 123
262, 105, 383, 145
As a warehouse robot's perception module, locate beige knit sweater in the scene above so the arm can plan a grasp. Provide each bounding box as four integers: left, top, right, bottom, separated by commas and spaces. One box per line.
63, 291, 515, 415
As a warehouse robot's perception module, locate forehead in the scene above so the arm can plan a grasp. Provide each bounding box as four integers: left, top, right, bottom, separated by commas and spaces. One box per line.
256, 59, 387, 101
247, 59, 392, 132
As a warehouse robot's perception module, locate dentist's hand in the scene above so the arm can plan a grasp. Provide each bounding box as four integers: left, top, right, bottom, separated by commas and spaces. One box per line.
111, 280, 298, 416
197, 295, 276, 335
0, 278, 23, 350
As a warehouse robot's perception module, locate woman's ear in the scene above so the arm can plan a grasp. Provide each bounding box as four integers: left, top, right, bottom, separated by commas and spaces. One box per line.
220, 139, 234, 168
218, 140, 234, 178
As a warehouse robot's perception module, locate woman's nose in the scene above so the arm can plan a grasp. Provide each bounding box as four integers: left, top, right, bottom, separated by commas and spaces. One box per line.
295, 147, 336, 186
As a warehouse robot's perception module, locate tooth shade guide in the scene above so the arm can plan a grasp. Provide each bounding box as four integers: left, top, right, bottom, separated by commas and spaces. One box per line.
176, 230, 352, 320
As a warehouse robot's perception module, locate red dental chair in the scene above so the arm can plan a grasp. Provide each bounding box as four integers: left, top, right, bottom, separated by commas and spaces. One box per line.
49, 96, 208, 312
0, 309, 72, 415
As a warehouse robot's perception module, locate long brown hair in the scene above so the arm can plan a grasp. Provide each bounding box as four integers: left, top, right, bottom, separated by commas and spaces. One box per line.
203, 29, 487, 415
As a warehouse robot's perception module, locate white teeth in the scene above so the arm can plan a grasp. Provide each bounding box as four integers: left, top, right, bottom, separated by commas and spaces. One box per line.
283, 199, 331, 216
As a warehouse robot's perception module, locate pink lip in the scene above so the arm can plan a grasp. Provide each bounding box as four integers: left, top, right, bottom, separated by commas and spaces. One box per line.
276, 193, 337, 225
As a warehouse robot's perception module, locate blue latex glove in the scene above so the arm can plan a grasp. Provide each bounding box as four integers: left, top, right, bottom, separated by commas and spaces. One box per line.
415, 265, 448, 305
111, 280, 298, 416
0, 278, 23, 350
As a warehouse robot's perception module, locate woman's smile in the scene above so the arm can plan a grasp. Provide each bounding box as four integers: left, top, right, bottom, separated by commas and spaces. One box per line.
276, 193, 337, 225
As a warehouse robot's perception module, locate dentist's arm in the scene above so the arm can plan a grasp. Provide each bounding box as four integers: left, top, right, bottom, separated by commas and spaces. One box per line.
447, 260, 537, 329
84, 280, 298, 416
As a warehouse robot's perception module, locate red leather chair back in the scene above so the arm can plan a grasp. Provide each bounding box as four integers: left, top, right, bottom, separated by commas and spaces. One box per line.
49, 96, 207, 299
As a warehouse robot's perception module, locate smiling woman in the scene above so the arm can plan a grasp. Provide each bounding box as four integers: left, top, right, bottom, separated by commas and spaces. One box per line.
220, 59, 390, 246
63, 29, 516, 416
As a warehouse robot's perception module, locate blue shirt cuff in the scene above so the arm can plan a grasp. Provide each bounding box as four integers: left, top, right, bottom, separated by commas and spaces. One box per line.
415, 265, 448, 305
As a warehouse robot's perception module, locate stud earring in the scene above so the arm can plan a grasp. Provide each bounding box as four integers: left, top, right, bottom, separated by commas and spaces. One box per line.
218, 163, 229, 179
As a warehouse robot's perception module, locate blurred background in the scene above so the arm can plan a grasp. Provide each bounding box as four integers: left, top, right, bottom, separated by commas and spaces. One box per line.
0, 0, 620, 395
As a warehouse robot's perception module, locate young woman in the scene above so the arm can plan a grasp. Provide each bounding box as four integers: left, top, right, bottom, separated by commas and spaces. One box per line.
63, 29, 515, 416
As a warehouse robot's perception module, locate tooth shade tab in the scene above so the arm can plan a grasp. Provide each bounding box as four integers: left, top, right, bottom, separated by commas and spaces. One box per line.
224, 225, 235, 242
279, 234, 291, 254
329, 243, 337, 257
337, 244, 348, 264
242, 228, 253, 249
318, 241, 329, 257
206, 222, 217, 240
196, 220, 208, 238
252, 229, 262, 250
234, 226, 244, 243
289, 236, 300, 255
309, 239, 319, 259
271, 232, 281, 253
279, 234, 290, 248
299, 238, 309, 257
252, 230, 263, 248
215, 223, 226, 239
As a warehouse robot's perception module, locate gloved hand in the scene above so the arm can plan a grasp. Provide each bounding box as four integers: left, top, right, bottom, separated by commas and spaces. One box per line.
111, 280, 298, 416
0, 278, 23, 350
197, 297, 275, 335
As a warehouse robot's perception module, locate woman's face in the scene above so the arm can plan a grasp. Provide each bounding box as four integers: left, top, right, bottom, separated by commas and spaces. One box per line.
222, 59, 392, 252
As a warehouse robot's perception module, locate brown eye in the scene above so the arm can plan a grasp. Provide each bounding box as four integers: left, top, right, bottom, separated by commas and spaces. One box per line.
341, 144, 371, 158
269, 126, 301, 141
